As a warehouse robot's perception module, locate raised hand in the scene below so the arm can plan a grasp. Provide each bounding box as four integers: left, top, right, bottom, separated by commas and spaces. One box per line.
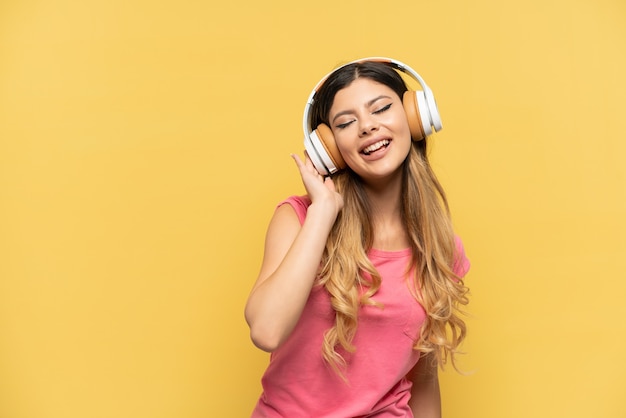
291, 152, 344, 215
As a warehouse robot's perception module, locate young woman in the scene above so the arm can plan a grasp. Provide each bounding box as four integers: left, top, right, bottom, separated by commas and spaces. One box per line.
245, 58, 470, 418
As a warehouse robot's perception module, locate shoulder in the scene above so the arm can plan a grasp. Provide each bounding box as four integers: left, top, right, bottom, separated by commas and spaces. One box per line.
263, 195, 310, 243
277, 195, 311, 226
453, 235, 471, 278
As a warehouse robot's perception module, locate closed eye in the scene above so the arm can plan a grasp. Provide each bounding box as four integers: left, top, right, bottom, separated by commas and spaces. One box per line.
373, 103, 392, 114
334, 103, 391, 129
336, 119, 355, 129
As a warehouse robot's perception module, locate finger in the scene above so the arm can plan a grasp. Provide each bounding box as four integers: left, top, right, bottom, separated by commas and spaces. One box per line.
291, 153, 306, 170
293, 153, 317, 177
303, 150, 326, 175
292, 154, 319, 181
324, 176, 336, 192
302, 151, 316, 170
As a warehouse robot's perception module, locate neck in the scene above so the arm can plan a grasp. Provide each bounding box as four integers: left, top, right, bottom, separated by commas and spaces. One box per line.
362, 171, 409, 251
363, 169, 403, 218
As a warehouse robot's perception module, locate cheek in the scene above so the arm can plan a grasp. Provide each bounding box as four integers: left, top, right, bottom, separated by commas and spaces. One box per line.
395, 128, 413, 162
400, 136, 412, 159
398, 118, 413, 147
397, 113, 412, 137
332, 131, 355, 158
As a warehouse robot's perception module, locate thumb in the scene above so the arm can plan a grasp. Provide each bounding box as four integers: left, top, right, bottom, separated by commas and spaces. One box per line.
324, 176, 336, 192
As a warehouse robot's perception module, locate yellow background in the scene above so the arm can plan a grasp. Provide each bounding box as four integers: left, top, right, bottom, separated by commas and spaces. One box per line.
1, 0, 625, 417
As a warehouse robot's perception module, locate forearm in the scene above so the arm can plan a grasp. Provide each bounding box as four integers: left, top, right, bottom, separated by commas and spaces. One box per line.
409, 376, 441, 418
245, 202, 337, 351
408, 355, 442, 418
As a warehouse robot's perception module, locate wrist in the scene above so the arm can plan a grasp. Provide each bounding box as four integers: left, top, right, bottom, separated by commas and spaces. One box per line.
306, 199, 340, 226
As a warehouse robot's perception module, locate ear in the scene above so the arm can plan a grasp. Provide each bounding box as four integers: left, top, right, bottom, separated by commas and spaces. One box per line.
402, 91, 426, 141
313, 123, 346, 171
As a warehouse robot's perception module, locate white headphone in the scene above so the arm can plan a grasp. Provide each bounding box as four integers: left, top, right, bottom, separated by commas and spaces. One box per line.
302, 57, 442, 176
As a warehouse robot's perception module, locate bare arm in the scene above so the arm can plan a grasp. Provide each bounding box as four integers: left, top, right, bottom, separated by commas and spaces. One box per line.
244, 154, 343, 352
407, 354, 442, 418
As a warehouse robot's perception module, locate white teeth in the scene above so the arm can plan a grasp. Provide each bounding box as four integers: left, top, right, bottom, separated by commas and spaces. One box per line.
362, 139, 390, 155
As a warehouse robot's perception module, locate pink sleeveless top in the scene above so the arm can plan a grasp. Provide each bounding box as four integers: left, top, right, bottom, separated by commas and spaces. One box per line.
251, 196, 470, 418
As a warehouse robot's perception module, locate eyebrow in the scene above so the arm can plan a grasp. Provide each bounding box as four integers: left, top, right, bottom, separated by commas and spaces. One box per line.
331, 95, 392, 124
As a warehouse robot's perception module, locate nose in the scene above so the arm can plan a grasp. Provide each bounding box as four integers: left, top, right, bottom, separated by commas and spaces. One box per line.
358, 114, 379, 137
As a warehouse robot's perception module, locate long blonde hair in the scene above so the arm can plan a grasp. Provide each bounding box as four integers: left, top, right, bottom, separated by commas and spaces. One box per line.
311, 61, 469, 376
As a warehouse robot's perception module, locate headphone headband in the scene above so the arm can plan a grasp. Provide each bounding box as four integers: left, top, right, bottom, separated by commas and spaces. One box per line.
305, 57, 430, 104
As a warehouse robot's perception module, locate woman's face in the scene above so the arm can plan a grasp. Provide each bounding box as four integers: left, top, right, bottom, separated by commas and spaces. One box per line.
328, 77, 412, 183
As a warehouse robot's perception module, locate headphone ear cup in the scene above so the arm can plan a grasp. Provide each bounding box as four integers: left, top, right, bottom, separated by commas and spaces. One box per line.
402, 91, 426, 141
314, 123, 346, 172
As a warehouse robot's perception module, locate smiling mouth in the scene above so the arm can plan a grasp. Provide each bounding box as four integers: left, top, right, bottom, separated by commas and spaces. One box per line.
362, 139, 390, 155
